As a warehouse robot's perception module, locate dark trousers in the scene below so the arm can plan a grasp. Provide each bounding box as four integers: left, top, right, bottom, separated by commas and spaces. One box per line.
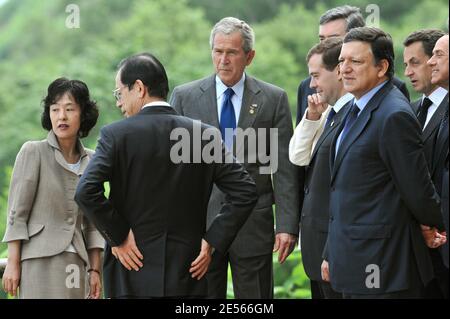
318, 281, 342, 299
206, 250, 273, 299
423, 249, 449, 299
310, 280, 342, 299
310, 280, 322, 299
343, 287, 422, 299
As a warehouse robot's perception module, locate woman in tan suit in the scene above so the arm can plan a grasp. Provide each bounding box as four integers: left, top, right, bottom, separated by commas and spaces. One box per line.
1, 78, 104, 299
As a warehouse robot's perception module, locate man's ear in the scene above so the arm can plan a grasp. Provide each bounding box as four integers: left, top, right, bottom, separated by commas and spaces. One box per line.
135, 80, 147, 98
246, 50, 256, 66
336, 65, 342, 81
377, 59, 390, 78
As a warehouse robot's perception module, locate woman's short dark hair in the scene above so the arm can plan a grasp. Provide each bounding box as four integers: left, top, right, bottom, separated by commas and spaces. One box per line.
117, 53, 169, 100
344, 27, 395, 79
41, 78, 99, 138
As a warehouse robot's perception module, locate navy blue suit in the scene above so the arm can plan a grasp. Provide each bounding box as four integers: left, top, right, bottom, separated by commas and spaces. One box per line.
325, 81, 443, 296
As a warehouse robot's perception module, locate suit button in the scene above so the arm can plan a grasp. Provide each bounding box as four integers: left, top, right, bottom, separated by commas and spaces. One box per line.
331, 187, 335, 192
67, 217, 74, 225
9, 220, 14, 225
11, 210, 16, 216
330, 216, 334, 221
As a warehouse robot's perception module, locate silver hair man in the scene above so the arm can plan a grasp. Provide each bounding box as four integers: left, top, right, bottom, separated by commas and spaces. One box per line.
209, 17, 255, 53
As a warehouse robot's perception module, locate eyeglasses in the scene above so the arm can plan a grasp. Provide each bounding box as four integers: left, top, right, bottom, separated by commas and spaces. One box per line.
113, 86, 127, 101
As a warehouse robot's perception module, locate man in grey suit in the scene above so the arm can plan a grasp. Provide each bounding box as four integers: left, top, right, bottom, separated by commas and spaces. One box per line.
170, 17, 299, 299
403, 29, 448, 298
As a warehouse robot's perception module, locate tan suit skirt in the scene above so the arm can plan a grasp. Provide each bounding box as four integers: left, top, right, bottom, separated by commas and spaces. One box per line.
19, 252, 88, 299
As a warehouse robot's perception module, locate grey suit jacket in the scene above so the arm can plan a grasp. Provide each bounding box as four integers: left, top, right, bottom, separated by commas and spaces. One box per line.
2, 131, 104, 266
170, 74, 299, 257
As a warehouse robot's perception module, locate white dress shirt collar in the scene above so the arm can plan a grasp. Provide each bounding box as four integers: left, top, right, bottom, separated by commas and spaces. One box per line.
141, 101, 171, 110
333, 93, 354, 113
215, 73, 246, 101
423, 86, 448, 107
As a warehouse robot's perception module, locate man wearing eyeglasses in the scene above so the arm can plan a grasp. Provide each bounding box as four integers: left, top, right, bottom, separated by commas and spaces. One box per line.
75, 52, 257, 298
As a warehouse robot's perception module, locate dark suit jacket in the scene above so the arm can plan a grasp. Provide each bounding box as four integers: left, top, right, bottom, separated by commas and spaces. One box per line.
433, 100, 449, 267
440, 152, 449, 269
75, 105, 257, 298
411, 94, 448, 171
325, 81, 443, 295
413, 96, 448, 275
170, 75, 299, 258
300, 102, 351, 281
296, 76, 410, 124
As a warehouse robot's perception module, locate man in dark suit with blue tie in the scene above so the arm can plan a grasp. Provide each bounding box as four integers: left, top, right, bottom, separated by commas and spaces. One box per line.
403, 29, 448, 298
321, 27, 444, 298
295, 8, 409, 299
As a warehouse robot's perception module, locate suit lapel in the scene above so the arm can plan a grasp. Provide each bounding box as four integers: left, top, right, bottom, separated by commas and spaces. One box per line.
433, 97, 449, 174
411, 99, 421, 115
310, 102, 350, 162
238, 76, 262, 129
199, 75, 220, 129
422, 93, 449, 142
235, 76, 262, 156
47, 130, 88, 175
331, 82, 393, 184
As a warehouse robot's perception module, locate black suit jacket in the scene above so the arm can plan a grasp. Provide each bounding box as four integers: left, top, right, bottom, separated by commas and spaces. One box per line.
325, 82, 443, 295
440, 151, 449, 269
300, 102, 351, 281
75, 105, 257, 298
433, 100, 449, 267
412, 94, 448, 171
296, 76, 410, 124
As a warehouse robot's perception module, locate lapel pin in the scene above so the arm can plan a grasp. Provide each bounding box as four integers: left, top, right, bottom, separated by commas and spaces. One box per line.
330, 121, 334, 127
249, 104, 258, 114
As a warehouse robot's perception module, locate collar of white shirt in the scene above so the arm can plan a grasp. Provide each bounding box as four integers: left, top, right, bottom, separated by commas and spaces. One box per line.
332, 93, 354, 113
422, 86, 448, 108
215, 74, 246, 101
141, 101, 171, 110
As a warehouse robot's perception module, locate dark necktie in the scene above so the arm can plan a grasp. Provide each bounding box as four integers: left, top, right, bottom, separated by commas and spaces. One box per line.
336, 102, 360, 153
325, 108, 337, 127
219, 88, 236, 149
417, 97, 433, 129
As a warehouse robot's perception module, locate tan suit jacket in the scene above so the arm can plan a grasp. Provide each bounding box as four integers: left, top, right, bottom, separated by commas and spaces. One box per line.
2, 131, 104, 266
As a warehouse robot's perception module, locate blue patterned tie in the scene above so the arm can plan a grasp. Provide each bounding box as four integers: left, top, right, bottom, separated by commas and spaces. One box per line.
325, 108, 337, 127
336, 102, 360, 153
220, 88, 236, 149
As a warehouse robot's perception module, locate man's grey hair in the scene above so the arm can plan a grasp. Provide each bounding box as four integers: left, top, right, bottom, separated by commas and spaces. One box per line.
210, 17, 255, 53
319, 5, 366, 31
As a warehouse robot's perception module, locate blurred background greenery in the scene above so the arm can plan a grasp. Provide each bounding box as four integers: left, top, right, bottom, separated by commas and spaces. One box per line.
0, 0, 448, 299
